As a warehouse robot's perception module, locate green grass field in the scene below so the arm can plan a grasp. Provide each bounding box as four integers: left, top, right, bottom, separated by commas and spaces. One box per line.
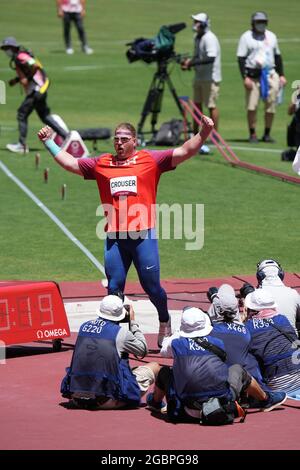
0, 0, 299, 282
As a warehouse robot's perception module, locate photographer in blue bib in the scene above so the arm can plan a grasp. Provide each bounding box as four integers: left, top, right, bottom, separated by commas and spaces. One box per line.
146, 307, 286, 425
61, 293, 161, 410
207, 284, 269, 393
245, 289, 300, 394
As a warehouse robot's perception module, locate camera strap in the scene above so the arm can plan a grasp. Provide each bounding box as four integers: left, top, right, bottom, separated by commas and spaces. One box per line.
269, 322, 299, 347
194, 337, 227, 362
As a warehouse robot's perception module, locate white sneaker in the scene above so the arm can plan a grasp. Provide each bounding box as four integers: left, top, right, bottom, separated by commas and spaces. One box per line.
199, 144, 210, 155
157, 318, 172, 348
66, 48, 74, 55
83, 46, 93, 55
6, 142, 29, 154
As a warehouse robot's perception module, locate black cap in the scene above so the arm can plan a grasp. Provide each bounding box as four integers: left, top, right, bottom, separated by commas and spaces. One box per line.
1, 37, 20, 49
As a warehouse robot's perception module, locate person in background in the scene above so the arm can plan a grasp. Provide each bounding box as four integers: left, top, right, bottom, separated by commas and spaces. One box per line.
237, 12, 287, 143
256, 259, 300, 336
208, 284, 267, 389
281, 85, 300, 163
292, 145, 300, 176
181, 12, 221, 134
56, 0, 93, 55
245, 289, 300, 393
1, 37, 68, 154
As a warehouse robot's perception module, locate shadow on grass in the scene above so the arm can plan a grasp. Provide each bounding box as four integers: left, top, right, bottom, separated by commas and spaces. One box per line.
226, 138, 253, 143
49, 50, 68, 54
0, 146, 41, 153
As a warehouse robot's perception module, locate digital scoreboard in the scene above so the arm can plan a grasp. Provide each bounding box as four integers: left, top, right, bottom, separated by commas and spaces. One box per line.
0, 281, 70, 346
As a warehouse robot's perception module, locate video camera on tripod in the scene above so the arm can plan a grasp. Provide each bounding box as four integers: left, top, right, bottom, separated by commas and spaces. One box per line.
126, 23, 186, 65
126, 23, 191, 144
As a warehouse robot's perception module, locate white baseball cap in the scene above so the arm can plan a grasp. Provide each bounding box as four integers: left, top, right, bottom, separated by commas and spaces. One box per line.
99, 295, 126, 321
191, 12, 209, 23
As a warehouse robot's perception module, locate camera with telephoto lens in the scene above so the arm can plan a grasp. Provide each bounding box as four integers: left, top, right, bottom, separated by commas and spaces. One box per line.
207, 287, 218, 303
239, 283, 255, 299
119, 304, 131, 323
126, 22, 186, 64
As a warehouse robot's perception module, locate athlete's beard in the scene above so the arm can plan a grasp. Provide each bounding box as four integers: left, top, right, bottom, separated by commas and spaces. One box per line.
116, 151, 128, 160
115, 144, 136, 160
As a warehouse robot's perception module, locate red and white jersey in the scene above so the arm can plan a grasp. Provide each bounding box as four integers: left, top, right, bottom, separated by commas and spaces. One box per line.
60, 0, 83, 13
78, 149, 174, 232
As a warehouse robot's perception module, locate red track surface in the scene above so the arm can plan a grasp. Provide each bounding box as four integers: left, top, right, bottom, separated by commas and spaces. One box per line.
1, 275, 300, 450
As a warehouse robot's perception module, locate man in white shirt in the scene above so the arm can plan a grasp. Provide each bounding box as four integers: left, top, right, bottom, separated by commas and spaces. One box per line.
237, 12, 286, 143
256, 259, 300, 335
181, 12, 221, 133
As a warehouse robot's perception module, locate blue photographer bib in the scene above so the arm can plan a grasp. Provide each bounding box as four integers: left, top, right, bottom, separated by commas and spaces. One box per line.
61, 318, 140, 405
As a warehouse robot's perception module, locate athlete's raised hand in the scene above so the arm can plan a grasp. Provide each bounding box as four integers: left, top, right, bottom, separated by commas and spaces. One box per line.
37, 126, 54, 142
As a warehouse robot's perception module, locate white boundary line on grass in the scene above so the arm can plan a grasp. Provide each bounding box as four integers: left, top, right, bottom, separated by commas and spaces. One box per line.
0, 160, 106, 276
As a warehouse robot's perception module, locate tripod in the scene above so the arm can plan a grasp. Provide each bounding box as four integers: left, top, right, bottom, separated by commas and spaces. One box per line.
137, 59, 190, 144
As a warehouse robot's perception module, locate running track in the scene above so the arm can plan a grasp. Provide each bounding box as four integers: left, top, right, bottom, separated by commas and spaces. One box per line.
1, 274, 300, 450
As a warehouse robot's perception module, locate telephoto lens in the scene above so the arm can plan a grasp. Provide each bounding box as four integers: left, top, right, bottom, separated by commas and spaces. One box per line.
207, 287, 218, 303
119, 304, 131, 323
239, 283, 255, 299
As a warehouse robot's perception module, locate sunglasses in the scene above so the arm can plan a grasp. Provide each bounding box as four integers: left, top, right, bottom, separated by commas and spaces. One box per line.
114, 136, 133, 144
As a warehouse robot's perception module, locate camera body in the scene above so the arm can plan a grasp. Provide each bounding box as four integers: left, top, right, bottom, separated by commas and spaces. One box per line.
119, 304, 131, 323
239, 283, 255, 299
126, 23, 186, 64
207, 286, 218, 303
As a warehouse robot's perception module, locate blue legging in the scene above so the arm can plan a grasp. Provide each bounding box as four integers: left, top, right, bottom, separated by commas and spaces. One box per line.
104, 229, 169, 322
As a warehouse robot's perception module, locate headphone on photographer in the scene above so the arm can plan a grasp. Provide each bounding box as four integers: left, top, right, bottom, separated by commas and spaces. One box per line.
191, 13, 210, 33
256, 259, 284, 284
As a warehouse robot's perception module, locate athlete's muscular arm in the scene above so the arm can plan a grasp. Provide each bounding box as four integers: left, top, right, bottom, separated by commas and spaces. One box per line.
38, 126, 83, 176
172, 115, 214, 166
